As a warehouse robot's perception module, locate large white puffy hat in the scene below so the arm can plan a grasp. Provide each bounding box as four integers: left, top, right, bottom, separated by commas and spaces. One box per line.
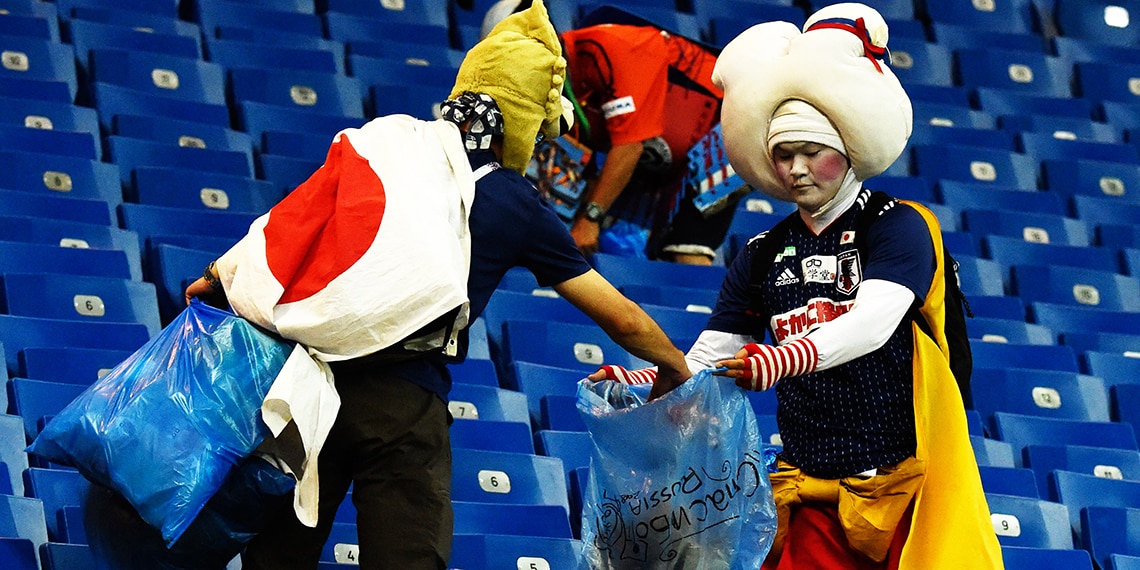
712, 3, 912, 200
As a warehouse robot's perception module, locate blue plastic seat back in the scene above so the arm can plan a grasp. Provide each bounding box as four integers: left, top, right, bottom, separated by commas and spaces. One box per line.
1042, 159, 1140, 204
939, 180, 1065, 215
324, 11, 450, 48
967, 317, 1054, 345
909, 123, 1017, 150
450, 419, 534, 454
540, 394, 587, 432
955, 49, 1072, 98
534, 429, 594, 485
985, 493, 1074, 549
40, 542, 95, 570
0, 216, 142, 279
90, 82, 230, 131
1083, 351, 1140, 388
978, 465, 1040, 498
0, 241, 132, 281
1012, 264, 1140, 312
0, 36, 77, 99
0, 96, 98, 135
962, 209, 1091, 247
451, 500, 573, 539
68, 19, 201, 71
10, 378, 88, 441
87, 48, 225, 106
448, 383, 530, 424
591, 252, 726, 291
1055, 0, 1140, 47
132, 167, 278, 215
993, 412, 1138, 466
0, 537, 37, 570
1053, 470, 1140, 538
195, 0, 322, 36
500, 319, 649, 377
1081, 505, 1140, 570
1020, 132, 1140, 165
450, 448, 569, 512
999, 545, 1094, 569
0, 149, 121, 208
924, 0, 1039, 33
912, 144, 1038, 190
974, 87, 1094, 120
18, 346, 132, 386
509, 361, 588, 423
971, 340, 1079, 373
205, 38, 339, 74
970, 367, 1110, 423
0, 273, 161, 336
23, 467, 90, 542
983, 235, 1122, 276
113, 114, 254, 159
1032, 302, 1140, 338
449, 533, 581, 570
1025, 444, 1140, 501
228, 67, 364, 119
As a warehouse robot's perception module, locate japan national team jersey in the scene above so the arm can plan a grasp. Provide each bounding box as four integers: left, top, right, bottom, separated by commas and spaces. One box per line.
707, 190, 936, 478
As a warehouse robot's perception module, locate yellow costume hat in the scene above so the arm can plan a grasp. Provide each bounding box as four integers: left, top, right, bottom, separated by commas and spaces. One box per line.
451, 0, 566, 173
712, 2, 912, 200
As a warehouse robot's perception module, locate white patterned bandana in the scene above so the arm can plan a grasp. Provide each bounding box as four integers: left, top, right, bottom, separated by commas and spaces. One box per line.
440, 92, 505, 152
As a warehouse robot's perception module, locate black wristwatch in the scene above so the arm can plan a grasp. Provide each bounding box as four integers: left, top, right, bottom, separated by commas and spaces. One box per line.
583, 201, 606, 223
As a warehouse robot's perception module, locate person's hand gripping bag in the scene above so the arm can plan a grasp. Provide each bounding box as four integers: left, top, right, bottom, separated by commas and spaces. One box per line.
576, 368, 777, 569
28, 300, 295, 546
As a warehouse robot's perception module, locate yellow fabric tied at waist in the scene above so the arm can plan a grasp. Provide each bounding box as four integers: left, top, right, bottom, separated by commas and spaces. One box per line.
767, 455, 926, 563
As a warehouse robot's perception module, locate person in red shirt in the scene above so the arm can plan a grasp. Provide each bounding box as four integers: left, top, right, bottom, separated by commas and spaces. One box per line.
485, 2, 737, 265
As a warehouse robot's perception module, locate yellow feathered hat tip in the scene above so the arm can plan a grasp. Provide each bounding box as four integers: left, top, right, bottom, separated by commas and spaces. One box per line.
450, 0, 565, 174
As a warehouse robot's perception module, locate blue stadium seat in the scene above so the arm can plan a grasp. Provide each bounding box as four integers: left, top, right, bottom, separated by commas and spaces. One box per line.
620, 283, 718, 314
113, 114, 254, 160
0, 149, 121, 209
0, 414, 29, 495
40, 542, 95, 570
1083, 351, 1140, 388
1024, 444, 1140, 501
204, 37, 339, 74
929, 22, 1045, 53
318, 522, 358, 564
923, 0, 1039, 33
89, 82, 230, 131
451, 501, 573, 539
55, 0, 178, 18
349, 53, 458, 91
881, 39, 955, 87
228, 67, 364, 119
117, 203, 256, 248
707, 6, 807, 47
591, 252, 726, 291
1082, 505, 1140, 570
18, 347, 131, 386
966, 317, 1054, 345
962, 209, 1091, 247
261, 129, 336, 163
347, 38, 464, 70
195, 0, 322, 36
983, 235, 1122, 276
993, 412, 1138, 466
499, 319, 649, 379
939, 181, 1065, 215
1047, 158, 1140, 202
0, 273, 161, 336
1032, 302, 1140, 338
956, 49, 1072, 98
449, 357, 499, 388
68, 6, 198, 38
447, 383, 530, 424
0, 96, 98, 134
480, 290, 592, 352
864, 175, 939, 204
971, 340, 1079, 373
1123, 248, 1140, 276
23, 467, 89, 543
257, 154, 322, 196
449, 533, 581, 570
953, 254, 1007, 297
235, 101, 364, 149
1061, 331, 1140, 354
577, 3, 703, 41
1076, 61, 1140, 104
534, 429, 593, 487
984, 493, 1074, 549
450, 448, 569, 513
0, 76, 70, 104
0, 537, 37, 570
1098, 224, 1140, 250
904, 84, 974, 106
999, 545, 1094, 570
0, 36, 77, 101
908, 123, 1018, 150
1011, 264, 1140, 312
1052, 35, 1140, 69
970, 367, 1111, 423
213, 26, 345, 75
0, 241, 133, 281
1003, 114, 1120, 143
146, 244, 218, 324
1020, 132, 1140, 165
1054, 0, 1140, 47
1052, 470, 1140, 538
86, 49, 226, 106
912, 144, 1038, 189
324, 11, 450, 49
978, 465, 1040, 498
325, 0, 447, 27
1111, 554, 1140, 570
942, 230, 980, 256
66, 19, 201, 70
107, 136, 254, 189
966, 295, 1026, 321
540, 394, 587, 432
0, 6, 59, 41
132, 167, 278, 215
9, 378, 87, 441
450, 418, 534, 454
509, 361, 587, 424
1112, 384, 1139, 441
975, 87, 1095, 120
1073, 194, 1140, 228
0, 216, 142, 280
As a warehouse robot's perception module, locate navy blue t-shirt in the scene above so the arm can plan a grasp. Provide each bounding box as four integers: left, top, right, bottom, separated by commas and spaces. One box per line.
707, 191, 936, 478
384, 150, 592, 399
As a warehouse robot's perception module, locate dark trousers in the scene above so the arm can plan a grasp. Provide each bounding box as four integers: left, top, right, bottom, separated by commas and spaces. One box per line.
242, 371, 453, 570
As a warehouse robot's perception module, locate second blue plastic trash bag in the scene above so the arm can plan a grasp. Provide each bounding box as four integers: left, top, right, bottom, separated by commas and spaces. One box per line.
576, 368, 778, 569
28, 300, 294, 546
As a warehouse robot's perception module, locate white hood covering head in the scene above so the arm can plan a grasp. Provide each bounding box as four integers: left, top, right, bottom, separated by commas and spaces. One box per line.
712, 2, 912, 201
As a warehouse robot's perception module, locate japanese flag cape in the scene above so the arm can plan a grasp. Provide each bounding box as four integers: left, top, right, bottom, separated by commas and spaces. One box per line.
215, 115, 475, 362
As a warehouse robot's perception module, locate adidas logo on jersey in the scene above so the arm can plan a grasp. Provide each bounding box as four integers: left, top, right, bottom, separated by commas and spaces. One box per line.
775, 267, 799, 286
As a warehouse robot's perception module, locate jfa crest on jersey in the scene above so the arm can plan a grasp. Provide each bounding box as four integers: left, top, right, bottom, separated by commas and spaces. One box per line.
836, 250, 862, 294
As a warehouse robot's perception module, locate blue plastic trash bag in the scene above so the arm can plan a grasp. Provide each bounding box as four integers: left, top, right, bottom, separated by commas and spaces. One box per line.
28, 300, 294, 546
576, 369, 778, 569
599, 219, 650, 259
